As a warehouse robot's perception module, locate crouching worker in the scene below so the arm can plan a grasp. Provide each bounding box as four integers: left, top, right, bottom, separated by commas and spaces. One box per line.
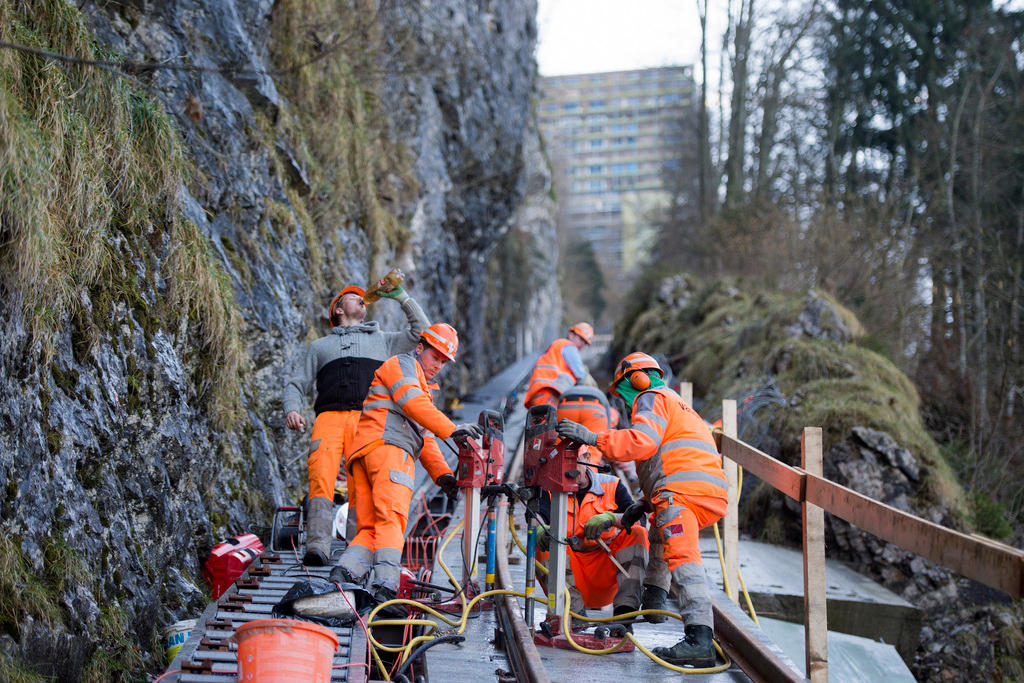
534, 459, 649, 628
556, 352, 728, 667
330, 323, 483, 604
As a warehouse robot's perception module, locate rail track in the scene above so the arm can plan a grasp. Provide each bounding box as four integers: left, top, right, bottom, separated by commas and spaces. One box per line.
162, 357, 803, 681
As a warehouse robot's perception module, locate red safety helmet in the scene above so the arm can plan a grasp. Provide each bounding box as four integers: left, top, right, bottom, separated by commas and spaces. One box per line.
569, 322, 594, 345
327, 285, 366, 325
612, 352, 663, 391
419, 323, 459, 362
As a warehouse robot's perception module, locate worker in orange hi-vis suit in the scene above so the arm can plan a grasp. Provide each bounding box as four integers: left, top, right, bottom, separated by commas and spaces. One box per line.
533, 462, 648, 628
523, 322, 593, 408
556, 352, 727, 668
329, 323, 483, 603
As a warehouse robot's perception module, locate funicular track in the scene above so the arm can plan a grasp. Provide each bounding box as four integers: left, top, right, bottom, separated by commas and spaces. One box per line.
164, 351, 1024, 682
162, 356, 806, 682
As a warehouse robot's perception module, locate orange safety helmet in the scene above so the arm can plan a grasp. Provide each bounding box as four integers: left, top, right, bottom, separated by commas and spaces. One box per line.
327, 285, 366, 324
569, 322, 594, 345
419, 323, 459, 362
612, 352, 663, 391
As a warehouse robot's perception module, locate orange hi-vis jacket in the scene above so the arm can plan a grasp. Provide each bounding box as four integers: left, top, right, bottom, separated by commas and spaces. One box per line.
524, 338, 582, 406
596, 387, 727, 503
349, 352, 455, 482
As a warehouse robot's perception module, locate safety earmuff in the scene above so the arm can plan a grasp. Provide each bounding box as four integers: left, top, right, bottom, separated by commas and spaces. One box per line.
628, 369, 651, 390
617, 359, 652, 390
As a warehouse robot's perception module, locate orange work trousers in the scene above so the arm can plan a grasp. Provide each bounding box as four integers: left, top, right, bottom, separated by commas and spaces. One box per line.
653, 490, 727, 571
307, 410, 360, 501
539, 526, 648, 609
347, 443, 416, 554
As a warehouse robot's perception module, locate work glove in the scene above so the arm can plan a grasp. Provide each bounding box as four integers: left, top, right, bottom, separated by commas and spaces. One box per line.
621, 500, 653, 529
535, 522, 551, 553
556, 419, 598, 446
451, 423, 484, 444
584, 511, 617, 540
436, 473, 459, 500
378, 284, 409, 303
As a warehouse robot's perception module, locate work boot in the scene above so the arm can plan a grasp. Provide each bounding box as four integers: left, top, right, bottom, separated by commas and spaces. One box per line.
651, 624, 715, 668
612, 604, 635, 634
328, 564, 359, 586
303, 496, 334, 566
641, 584, 668, 623
372, 585, 406, 619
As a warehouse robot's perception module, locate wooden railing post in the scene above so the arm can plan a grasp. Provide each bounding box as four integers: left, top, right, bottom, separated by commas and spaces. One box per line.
802, 427, 828, 682
679, 381, 693, 406
722, 399, 739, 603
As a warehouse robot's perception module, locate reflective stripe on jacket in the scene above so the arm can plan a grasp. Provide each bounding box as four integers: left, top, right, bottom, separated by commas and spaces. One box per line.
596, 387, 727, 501
349, 352, 455, 481
524, 338, 581, 405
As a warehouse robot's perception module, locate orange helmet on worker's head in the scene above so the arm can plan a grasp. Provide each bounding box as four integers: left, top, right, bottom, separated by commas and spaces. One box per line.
612, 352, 663, 391
419, 323, 459, 361
328, 285, 366, 325
569, 322, 594, 345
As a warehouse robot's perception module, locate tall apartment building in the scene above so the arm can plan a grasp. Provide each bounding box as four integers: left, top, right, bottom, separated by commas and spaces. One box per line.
538, 66, 695, 278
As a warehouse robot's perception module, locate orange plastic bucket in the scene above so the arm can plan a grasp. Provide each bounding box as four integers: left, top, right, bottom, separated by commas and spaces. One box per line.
234, 618, 338, 682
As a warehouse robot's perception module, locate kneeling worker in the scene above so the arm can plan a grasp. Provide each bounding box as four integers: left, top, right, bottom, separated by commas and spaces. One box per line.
556, 352, 728, 667
331, 323, 482, 603
534, 457, 649, 626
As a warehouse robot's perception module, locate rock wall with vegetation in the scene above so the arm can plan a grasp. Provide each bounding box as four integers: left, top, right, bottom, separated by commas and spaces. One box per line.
0, 0, 553, 678
614, 271, 1023, 681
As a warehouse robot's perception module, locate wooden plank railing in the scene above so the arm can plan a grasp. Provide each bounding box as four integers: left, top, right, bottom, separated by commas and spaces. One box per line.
715, 422, 1024, 681
715, 431, 1024, 599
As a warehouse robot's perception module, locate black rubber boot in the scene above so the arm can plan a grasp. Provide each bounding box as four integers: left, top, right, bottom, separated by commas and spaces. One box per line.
372, 585, 407, 618
612, 604, 635, 634
328, 564, 359, 586
651, 624, 715, 668
641, 584, 668, 623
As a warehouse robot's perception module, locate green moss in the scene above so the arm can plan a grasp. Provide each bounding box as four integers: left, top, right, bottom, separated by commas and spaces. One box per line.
268, 0, 418, 291
51, 365, 79, 393
618, 275, 971, 521
0, 0, 244, 429
0, 536, 63, 638
0, 652, 49, 683
45, 429, 61, 454
82, 604, 145, 682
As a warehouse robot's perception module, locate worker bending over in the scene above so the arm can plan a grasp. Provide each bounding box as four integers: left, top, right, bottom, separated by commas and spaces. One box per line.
557, 352, 728, 667
534, 461, 649, 627
330, 323, 481, 604
283, 282, 429, 565
523, 322, 594, 408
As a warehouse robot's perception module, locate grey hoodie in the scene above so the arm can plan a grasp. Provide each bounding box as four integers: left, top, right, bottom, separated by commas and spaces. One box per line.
282, 297, 429, 416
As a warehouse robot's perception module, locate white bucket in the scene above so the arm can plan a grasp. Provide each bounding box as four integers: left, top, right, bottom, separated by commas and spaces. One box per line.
163, 618, 197, 661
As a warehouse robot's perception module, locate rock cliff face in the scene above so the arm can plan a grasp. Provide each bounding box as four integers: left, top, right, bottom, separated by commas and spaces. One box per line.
0, 0, 553, 677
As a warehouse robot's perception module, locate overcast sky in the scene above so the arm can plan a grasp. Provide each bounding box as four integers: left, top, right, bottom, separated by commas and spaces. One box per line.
536, 0, 704, 76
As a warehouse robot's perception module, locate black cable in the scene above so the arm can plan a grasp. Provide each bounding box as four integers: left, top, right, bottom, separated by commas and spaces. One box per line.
392, 634, 465, 680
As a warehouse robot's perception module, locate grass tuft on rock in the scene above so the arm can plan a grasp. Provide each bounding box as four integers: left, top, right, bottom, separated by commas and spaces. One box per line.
0, 0, 242, 427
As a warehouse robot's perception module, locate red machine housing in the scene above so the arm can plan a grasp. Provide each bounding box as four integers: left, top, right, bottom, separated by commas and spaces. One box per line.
203, 534, 264, 599
456, 409, 505, 488
523, 404, 580, 493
